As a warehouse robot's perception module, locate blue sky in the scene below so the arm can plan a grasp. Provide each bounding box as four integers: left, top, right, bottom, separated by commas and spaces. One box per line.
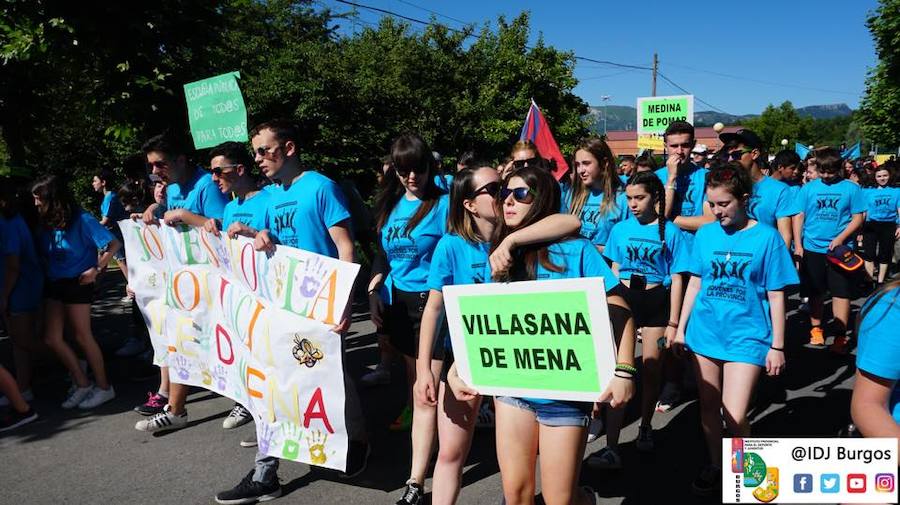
317, 0, 879, 115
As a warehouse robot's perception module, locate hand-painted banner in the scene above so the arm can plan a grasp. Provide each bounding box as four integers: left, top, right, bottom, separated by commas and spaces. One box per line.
443, 278, 617, 402
119, 220, 360, 471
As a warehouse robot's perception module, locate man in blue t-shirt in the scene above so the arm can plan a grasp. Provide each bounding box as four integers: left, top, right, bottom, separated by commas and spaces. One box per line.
201, 141, 270, 238
794, 147, 866, 353
215, 120, 369, 504
771, 150, 802, 187
655, 121, 715, 233
720, 128, 798, 248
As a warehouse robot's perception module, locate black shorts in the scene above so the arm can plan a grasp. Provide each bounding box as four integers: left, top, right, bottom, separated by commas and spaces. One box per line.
800, 250, 854, 299
45, 277, 95, 304
384, 287, 445, 360
860, 221, 897, 264
619, 283, 670, 328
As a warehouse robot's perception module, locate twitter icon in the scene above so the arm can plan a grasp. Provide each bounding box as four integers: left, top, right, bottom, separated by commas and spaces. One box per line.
821, 474, 840, 493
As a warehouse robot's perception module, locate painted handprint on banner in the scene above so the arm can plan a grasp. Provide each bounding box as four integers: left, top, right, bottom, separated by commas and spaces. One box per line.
147, 273, 158, 288
299, 257, 327, 297
200, 363, 212, 386
258, 423, 277, 454
292, 336, 324, 368
307, 430, 329, 466
281, 423, 303, 460
173, 355, 191, 380
213, 364, 227, 391
274, 262, 287, 298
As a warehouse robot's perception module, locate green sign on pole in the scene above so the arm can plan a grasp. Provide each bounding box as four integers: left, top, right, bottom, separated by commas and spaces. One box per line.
183, 71, 248, 149
443, 278, 616, 402
636, 94, 694, 135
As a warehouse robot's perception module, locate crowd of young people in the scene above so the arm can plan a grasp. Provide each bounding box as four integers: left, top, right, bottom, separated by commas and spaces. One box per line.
0, 119, 898, 505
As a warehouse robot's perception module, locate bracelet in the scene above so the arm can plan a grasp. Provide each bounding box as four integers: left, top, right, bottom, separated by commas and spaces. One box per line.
667, 320, 679, 328
666, 184, 676, 191
614, 372, 636, 380
615, 363, 637, 374
770, 346, 784, 352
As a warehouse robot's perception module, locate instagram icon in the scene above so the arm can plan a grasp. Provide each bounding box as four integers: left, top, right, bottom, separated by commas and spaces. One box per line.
875, 473, 895, 493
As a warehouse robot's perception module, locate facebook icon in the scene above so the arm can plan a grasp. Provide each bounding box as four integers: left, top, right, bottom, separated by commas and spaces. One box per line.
794, 474, 813, 493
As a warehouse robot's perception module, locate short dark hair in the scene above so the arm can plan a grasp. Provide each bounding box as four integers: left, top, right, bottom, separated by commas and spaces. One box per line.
663, 120, 695, 141
209, 142, 255, 172
142, 131, 189, 158
635, 153, 657, 169
816, 148, 843, 174
457, 150, 477, 169
772, 150, 801, 169
619, 155, 636, 163
96, 168, 116, 187
706, 162, 753, 200
249, 119, 300, 145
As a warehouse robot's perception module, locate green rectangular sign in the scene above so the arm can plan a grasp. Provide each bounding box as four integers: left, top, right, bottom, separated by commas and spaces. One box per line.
183, 71, 248, 149
456, 290, 600, 393
636, 94, 693, 135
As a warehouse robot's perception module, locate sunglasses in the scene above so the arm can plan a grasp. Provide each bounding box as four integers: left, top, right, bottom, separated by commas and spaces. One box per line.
255, 145, 281, 157
499, 186, 536, 204
211, 164, 239, 177
512, 157, 540, 169
395, 165, 428, 177
728, 148, 754, 161
471, 181, 500, 198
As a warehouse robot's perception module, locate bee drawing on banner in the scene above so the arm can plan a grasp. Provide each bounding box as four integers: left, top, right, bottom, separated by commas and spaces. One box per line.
292, 335, 324, 368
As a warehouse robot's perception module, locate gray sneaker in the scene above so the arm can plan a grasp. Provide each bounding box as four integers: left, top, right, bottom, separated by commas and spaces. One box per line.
61, 385, 93, 409
223, 403, 253, 429
77, 386, 116, 409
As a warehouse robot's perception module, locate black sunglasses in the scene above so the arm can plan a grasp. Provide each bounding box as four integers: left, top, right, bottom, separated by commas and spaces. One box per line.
394, 164, 428, 177
211, 164, 239, 177
512, 157, 541, 169
471, 181, 500, 198
255, 145, 281, 157
728, 148, 753, 161
499, 186, 536, 204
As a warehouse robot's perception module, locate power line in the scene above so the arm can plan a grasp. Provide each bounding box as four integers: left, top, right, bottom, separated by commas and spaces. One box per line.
657, 71, 729, 114
391, 0, 471, 27
662, 62, 858, 97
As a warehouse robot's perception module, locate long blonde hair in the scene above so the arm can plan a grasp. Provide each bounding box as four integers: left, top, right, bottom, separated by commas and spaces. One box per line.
568, 137, 622, 216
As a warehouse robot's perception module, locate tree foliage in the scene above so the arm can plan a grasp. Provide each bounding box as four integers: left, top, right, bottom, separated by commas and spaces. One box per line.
859, 0, 900, 148
0, 1, 587, 206
739, 101, 861, 152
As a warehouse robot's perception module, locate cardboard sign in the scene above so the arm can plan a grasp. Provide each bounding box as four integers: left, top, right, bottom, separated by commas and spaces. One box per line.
637, 95, 694, 135
183, 71, 248, 149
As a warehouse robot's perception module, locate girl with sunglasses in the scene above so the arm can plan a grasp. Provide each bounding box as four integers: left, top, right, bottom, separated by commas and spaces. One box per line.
449, 164, 636, 505
671, 163, 798, 495
589, 171, 690, 468
415, 164, 582, 504
32, 176, 121, 409
565, 137, 630, 253
369, 133, 451, 505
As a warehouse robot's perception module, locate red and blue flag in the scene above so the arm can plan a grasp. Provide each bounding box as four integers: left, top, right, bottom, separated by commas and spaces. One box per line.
519, 100, 569, 181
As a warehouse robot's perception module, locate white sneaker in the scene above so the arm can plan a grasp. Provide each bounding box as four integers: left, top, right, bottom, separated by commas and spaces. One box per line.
78, 386, 116, 409
135, 404, 188, 432
61, 385, 93, 409
0, 389, 34, 407
222, 403, 253, 429
360, 364, 391, 387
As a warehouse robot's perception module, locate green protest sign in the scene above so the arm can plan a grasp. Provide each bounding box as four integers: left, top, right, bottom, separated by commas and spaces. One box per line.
183, 71, 248, 149
636, 94, 694, 135
443, 278, 616, 402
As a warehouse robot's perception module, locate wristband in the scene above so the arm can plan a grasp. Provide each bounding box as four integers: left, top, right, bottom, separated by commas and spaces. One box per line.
614, 372, 636, 380
667, 320, 679, 328
770, 346, 784, 352
615, 363, 637, 374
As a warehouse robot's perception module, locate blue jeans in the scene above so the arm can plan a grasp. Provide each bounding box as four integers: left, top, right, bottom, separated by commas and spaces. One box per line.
495, 396, 591, 427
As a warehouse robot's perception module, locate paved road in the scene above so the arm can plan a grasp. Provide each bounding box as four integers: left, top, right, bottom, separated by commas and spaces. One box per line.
0, 273, 862, 504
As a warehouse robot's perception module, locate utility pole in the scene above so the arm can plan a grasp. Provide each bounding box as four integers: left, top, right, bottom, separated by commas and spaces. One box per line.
651, 52, 658, 97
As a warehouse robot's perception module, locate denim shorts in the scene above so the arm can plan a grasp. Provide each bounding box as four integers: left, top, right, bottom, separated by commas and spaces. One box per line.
496, 396, 591, 427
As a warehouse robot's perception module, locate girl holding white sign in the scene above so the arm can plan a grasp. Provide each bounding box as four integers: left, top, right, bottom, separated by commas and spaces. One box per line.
415, 163, 582, 505
450, 163, 637, 505
672, 163, 798, 495
592, 171, 690, 468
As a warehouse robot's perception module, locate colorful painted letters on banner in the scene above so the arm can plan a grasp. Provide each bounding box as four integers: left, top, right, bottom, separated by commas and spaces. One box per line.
120, 220, 359, 471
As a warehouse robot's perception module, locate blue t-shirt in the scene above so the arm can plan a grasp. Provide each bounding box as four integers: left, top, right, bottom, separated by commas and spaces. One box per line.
604, 219, 690, 287
797, 179, 866, 253
685, 222, 799, 366
434, 174, 453, 193
381, 194, 450, 292
264, 171, 351, 258
166, 168, 228, 220
655, 163, 709, 218
222, 190, 271, 231
564, 189, 630, 246
862, 186, 900, 223
100, 191, 127, 224
427, 234, 490, 290
749, 176, 798, 227
855, 287, 900, 423
37, 209, 115, 280
0, 215, 43, 311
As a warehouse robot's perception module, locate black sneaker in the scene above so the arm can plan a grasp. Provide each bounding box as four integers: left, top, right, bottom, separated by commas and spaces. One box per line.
339, 440, 371, 479
691, 464, 720, 496
0, 409, 38, 432
395, 480, 424, 505
215, 470, 282, 504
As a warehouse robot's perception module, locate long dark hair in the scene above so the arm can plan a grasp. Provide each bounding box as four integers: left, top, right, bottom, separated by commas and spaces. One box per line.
490, 164, 568, 280
627, 170, 668, 254
32, 176, 77, 229
569, 136, 622, 216
448, 165, 494, 243
374, 133, 442, 233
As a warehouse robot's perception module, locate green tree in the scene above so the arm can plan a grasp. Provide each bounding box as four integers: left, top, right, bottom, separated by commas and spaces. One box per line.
859, 0, 900, 148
